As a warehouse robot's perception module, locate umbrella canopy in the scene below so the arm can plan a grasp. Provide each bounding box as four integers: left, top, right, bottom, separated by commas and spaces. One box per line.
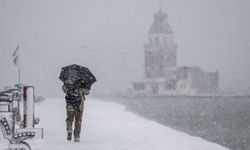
59, 64, 96, 90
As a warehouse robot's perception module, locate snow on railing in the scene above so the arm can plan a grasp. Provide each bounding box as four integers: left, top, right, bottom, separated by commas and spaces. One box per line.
0, 84, 43, 150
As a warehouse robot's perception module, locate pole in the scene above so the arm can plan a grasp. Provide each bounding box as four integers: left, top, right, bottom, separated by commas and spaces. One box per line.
18, 67, 21, 84
159, 0, 162, 11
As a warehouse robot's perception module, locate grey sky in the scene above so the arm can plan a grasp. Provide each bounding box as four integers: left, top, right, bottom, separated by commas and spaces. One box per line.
0, 0, 250, 97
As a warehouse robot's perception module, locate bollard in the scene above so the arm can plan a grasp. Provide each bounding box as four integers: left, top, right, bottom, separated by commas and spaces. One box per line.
16, 85, 44, 139
23, 86, 35, 128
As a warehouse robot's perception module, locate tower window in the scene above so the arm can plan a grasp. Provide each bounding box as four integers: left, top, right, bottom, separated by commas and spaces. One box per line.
164, 80, 176, 90
151, 83, 159, 93
155, 37, 159, 44
133, 83, 145, 91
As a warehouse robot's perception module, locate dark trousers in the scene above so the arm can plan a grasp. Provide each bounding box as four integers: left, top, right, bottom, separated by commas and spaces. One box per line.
66, 104, 84, 137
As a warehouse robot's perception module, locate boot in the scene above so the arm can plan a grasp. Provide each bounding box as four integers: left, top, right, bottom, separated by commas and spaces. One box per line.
67, 132, 72, 141
74, 136, 80, 142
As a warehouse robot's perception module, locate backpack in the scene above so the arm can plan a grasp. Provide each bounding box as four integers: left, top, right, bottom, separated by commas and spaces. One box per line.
65, 87, 82, 111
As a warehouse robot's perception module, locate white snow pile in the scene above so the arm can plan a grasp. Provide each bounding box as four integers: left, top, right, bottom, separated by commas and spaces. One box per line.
1, 98, 228, 150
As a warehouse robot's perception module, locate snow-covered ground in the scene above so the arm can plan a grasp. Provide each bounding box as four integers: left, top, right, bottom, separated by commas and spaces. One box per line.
1, 98, 228, 150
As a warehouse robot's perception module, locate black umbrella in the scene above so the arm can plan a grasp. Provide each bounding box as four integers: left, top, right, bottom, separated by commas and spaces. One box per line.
59, 64, 96, 90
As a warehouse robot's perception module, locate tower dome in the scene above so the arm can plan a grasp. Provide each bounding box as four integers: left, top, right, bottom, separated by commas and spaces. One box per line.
149, 10, 173, 35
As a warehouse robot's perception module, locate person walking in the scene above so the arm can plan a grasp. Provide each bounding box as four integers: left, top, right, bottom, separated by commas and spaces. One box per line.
59, 64, 96, 142
62, 84, 89, 142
